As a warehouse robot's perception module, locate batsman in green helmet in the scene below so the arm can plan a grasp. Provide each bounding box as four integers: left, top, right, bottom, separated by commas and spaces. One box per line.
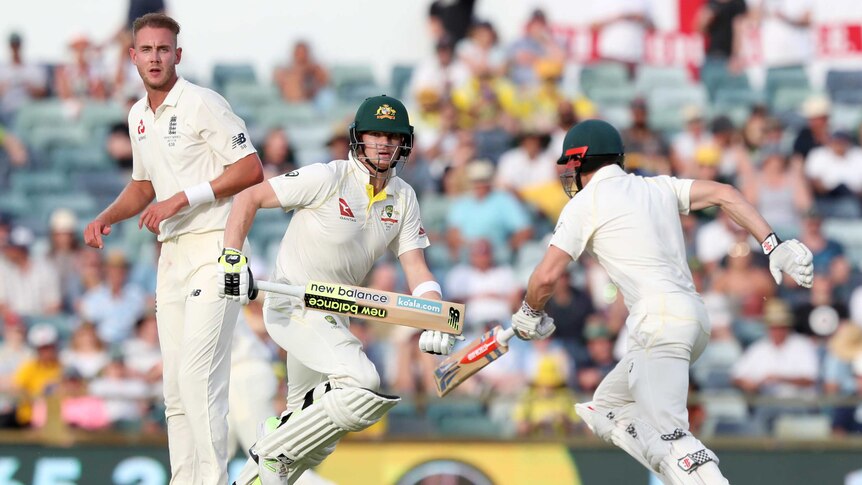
512, 118, 815, 484
219, 94, 453, 485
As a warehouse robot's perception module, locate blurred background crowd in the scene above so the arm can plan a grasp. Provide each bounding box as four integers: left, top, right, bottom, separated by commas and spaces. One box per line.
1, 0, 862, 444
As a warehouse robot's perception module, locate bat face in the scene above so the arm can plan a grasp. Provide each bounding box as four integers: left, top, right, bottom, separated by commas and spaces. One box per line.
434, 325, 509, 397
303, 281, 463, 335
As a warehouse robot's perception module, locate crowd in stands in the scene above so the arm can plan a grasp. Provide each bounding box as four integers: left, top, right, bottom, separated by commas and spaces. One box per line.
1, 2, 862, 441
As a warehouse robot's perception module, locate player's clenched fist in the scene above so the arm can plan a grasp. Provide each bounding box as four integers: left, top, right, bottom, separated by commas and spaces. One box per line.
419, 330, 456, 355
511, 301, 556, 340
217, 248, 257, 305
83, 218, 112, 249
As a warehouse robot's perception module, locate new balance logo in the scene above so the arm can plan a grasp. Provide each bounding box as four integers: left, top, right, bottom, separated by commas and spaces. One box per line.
231, 133, 247, 149
338, 198, 355, 220
190, 289, 201, 297
447, 307, 460, 328
168, 115, 177, 135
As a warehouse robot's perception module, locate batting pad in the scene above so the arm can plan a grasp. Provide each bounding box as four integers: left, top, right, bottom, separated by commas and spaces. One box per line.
253, 386, 399, 462
658, 431, 728, 485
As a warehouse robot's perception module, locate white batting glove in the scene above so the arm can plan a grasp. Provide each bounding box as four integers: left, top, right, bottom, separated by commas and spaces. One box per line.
511, 301, 556, 341
419, 330, 456, 355
763, 235, 814, 288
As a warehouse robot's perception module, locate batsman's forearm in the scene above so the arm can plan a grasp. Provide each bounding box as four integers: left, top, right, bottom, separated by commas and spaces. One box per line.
99, 180, 155, 224
719, 188, 773, 242
524, 272, 555, 311
223, 191, 258, 249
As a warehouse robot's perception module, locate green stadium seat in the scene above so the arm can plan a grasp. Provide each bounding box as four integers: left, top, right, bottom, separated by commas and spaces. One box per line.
765, 66, 809, 108
330, 64, 379, 102
255, 103, 319, 130
600, 105, 633, 131
822, 219, 862, 268
829, 103, 862, 131
770, 87, 812, 114
36, 192, 98, 224
0, 192, 30, 218
825, 69, 862, 99
13, 100, 70, 137
587, 84, 636, 108
437, 415, 500, 437
701, 61, 750, 100
647, 85, 708, 133
389, 64, 415, 100
286, 124, 332, 152
580, 62, 629, 97
636, 66, 689, 96
27, 125, 88, 154
51, 146, 113, 172
11, 170, 68, 196
79, 101, 126, 133
212, 63, 257, 92
224, 81, 281, 111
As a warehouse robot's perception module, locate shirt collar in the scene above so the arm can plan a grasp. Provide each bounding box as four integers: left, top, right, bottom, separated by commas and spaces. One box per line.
145, 77, 187, 113
587, 164, 626, 186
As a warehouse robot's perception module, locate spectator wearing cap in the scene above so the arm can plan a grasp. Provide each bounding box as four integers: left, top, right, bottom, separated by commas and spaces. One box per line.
732, 299, 818, 399
621, 98, 671, 175
671, 105, 714, 177
513, 356, 580, 437
740, 147, 812, 239
456, 20, 506, 79
408, 35, 471, 107
576, 318, 617, 393
53, 33, 108, 101
0, 226, 61, 319
446, 160, 532, 264
46, 209, 88, 313
12, 324, 63, 426
692, 142, 722, 181
804, 129, 862, 219
792, 95, 831, 160
79, 250, 147, 346
0, 32, 48, 122
272, 41, 330, 105
823, 323, 862, 433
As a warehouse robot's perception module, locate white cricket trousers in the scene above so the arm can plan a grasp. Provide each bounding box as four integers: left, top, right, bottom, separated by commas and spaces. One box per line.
263, 295, 381, 411
157, 231, 241, 485
228, 358, 278, 455
594, 293, 711, 434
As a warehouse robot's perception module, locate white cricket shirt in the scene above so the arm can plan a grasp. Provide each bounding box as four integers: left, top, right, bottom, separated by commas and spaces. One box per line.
549, 164, 697, 310
267, 155, 429, 293
129, 77, 257, 241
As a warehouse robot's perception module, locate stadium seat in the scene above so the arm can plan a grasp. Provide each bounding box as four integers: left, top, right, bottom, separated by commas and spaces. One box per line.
773, 414, 831, 440
829, 103, 862, 131
825, 69, 862, 100
822, 219, 862, 267
330, 64, 379, 102
295, 147, 328, 167
635, 66, 689, 96
833, 89, 862, 105
27, 125, 89, 155
438, 415, 500, 437
587, 84, 636, 108
36, 192, 98, 225
770, 87, 812, 114
701, 61, 750, 100
223, 81, 281, 111
79, 101, 126, 133
13, 100, 70, 137
389, 64, 415, 100
647, 85, 708, 133
600, 105, 634, 131
765, 66, 809, 109
580, 62, 629, 97
10, 170, 68, 196
72, 170, 127, 198
286, 124, 332, 152
255, 102, 319, 130
0, 192, 30, 219
212, 63, 257, 92
51, 146, 113, 173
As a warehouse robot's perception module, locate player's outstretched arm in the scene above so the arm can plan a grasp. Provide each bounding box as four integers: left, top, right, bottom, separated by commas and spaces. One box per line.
224, 180, 281, 250
401, 248, 457, 355
689, 180, 813, 287
84, 180, 155, 249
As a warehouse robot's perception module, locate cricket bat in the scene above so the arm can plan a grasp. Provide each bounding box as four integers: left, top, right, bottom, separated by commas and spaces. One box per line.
253, 279, 464, 335
433, 325, 517, 397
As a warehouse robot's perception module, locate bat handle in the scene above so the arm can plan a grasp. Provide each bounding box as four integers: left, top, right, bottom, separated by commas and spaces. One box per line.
497, 327, 517, 346
253, 279, 306, 299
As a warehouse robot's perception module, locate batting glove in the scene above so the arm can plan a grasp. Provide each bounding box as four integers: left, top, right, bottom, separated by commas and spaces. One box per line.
419, 330, 456, 355
762, 234, 814, 288
217, 248, 257, 304
511, 301, 556, 341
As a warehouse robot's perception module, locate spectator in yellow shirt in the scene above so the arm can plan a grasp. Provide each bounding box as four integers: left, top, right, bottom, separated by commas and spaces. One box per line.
13, 324, 63, 425
514, 356, 581, 437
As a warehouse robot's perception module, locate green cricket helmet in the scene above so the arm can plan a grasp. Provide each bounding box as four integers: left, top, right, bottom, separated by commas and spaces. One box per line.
557, 119, 625, 198
349, 95, 414, 171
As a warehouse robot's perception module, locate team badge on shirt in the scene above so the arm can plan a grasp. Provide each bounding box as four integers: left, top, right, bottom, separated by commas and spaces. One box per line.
136, 119, 146, 141
165, 115, 180, 147
375, 104, 396, 120
380, 204, 399, 225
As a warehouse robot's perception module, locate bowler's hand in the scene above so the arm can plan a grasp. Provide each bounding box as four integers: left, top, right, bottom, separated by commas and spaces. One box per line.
139, 193, 185, 235
84, 218, 112, 249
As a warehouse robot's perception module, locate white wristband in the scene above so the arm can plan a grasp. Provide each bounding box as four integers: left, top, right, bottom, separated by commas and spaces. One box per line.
412, 281, 442, 297
184, 182, 215, 207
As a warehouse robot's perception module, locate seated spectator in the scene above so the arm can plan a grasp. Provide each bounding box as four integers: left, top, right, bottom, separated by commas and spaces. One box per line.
88, 357, 151, 429
272, 41, 329, 104
740, 148, 812, 239
53, 34, 108, 101
544, 270, 595, 365
445, 239, 519, 335
259, 128, 297, 178
804, 130, 862, 219
506, 9, 565, 88
621, 99, 671, 175
61, 323, 110, 381
446, 160, 532, 264
30, 369, 110, 431
576, 319, 618, 394
456, 20, 506, 79
106, 122, 133, 172
12, 324, 63, 426
692, 142, 722, 181
79, 250, 147, 346
495, 126, 556, 194
671, 106, 713, 177
712, 243, 776, 320
325, 132, 351, 163
823, 323, 862, 433
0, 32, 48, 123
47, 209, 87, 313
732, 299, 819, 429
691, 293, 742, 389
0, 226, 62, 320
451, 68, 520, 131
408, 36, 470, 105
792, 95, 831, 161
513, 356, 580, 437
122, 311, 162, 387
799, 209, 852, 292
0, 321, 31, 427
709, 115, 754, 183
